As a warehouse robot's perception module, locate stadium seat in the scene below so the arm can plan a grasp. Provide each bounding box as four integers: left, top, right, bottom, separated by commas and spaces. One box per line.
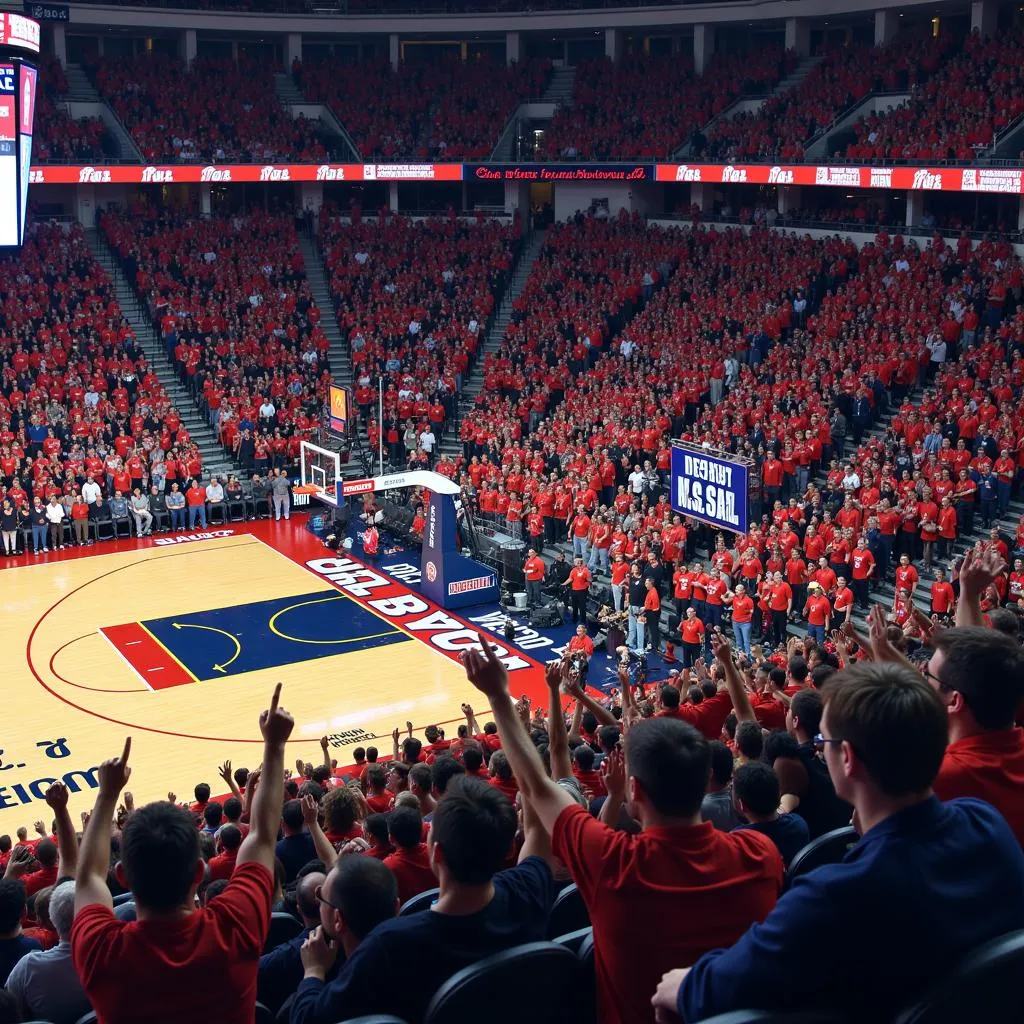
334, 1018, 410, 1023
74, 1013, 98, 1024
263, 911, 305, 954
423, 942, 582, 1024
112, 891, 134, 906
552, 926, 592, 954
892, 929, 1024, 1024
114, 901, 137, 922
785, 827, 859, 888
546, 882, 589, 939
399, 887, 439, 916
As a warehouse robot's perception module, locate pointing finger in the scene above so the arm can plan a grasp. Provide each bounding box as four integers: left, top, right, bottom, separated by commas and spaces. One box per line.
270, 682, 282, 713
121, 736, 132, 764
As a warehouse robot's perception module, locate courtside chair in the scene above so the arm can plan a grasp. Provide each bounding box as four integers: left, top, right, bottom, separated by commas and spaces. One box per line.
784, 826, 858, 889
893, 929, 1024, 1024
546, 882, 589, 939
399, 887, 439, 916
423, 942, 581, 1024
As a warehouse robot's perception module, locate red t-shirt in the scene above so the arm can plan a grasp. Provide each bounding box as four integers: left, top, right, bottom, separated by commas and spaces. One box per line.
71, 861, 273, 1023
731, 594, 754, 623
657, 691, 733, 740
933, 729, 1024, 845
551, 804, 782, 1024
383, 844, 438, 904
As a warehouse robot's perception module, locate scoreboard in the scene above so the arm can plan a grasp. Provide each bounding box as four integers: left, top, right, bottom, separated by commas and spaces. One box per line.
0, 14, 37, 247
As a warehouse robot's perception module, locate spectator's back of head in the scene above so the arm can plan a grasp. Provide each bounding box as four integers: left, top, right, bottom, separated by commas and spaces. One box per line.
34, 838, 56, 868
932, 626, 1024, 730
625, 718, 709, 820
119, 802, 201, 913
790, 688, 824, 739
0, 879, 25, 932
598, 725, 621, 752
281, 799, 305, 833
708, 740, 733, 788
323, 786, 358, 835
788, 656, 809, 684
203, 802, 223, 830
194, 783, 210, 804
574, 745, 596, 772
366, 763, 387, 791
660, 685, 680, 710
48, 881, 75, 940
431, 756, 466, 796
462, 747, 483, 773
429, 776, 516, 885
823, 663, 947, 799
811, 664, 836, 690
987, 608, 1020, 639
324, 855, 399, 942
388, 806, 423, 850
733, 762, 780, 818
735, 720, 764, 761
223, 796, 242, 823
296, 870, 326, 925
219, 824, 242, 852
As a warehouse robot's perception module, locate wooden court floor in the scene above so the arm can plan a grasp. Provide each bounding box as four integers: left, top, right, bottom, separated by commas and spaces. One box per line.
2, 520, 544, 833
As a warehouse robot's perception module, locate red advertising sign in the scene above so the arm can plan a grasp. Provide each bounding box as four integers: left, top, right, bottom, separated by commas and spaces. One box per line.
27, 163, 465, 185
654, 162, 1024, 195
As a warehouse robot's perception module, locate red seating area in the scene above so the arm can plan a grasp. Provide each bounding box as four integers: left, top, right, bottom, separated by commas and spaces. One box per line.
705, 33, 948, 162
0, 222, 202, 524
87, 53, 330, 163
33, 55, 106, 162
293, 54, 550, 160
321, 210, 520, 456
540, 47, 795, 160
99, 208, 330, 470
842, 28, 1024, 162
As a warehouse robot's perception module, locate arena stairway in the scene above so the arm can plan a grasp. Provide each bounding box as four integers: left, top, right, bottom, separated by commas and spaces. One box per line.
64, 63, 144, 163
85, 228, 238, 482
436, 228, 547, 465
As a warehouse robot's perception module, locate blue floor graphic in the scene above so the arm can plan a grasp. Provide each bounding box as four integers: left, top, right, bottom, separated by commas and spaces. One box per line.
142, 591, 409, 681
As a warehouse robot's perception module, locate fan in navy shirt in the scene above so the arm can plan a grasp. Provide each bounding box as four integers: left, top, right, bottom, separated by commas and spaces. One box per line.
731, 762, 810, 867
654, 662, 1024, 1022
0, 879, 41, 986
292, 776, 555, 1024
275, 800, 317, 883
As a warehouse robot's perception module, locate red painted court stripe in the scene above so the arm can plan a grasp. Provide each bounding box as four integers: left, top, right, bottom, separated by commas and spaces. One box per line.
99, 622, 196, 690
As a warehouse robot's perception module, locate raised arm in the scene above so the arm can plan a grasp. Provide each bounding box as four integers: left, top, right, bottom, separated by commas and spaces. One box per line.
218, 759, 242, 800
546, 662, 573, 783
238, 683, 295, 873
319, 736, 332, 775
45, 782, 77, 879
462, 642, 575, 834
300, 794, 338, 870
75, 737, 131, 913
563, 677, 617, 728
713, 636, 756, 724
956, 546, 1006, 628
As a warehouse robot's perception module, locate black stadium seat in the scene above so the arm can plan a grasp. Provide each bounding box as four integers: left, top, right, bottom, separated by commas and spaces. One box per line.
785, 827, 859, 888
335, 1018, 410, 1024
893, 929, 1024, 1024
263, 911, 304, 954
423, 942, 581, 1024
74, 1013, 97, 1024
399, 887, 439, 915
552, 925, 592, 953
546, 882, 589, 939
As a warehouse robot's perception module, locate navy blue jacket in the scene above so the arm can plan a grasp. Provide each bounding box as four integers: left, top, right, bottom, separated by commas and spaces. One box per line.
679, 797, 1024, 1021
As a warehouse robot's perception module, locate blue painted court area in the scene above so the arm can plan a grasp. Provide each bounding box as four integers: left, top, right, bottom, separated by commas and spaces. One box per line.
142, 591, 408, 681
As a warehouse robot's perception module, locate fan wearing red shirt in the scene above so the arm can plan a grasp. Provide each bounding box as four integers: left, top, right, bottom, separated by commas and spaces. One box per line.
72, 685, 291, 1024
930, 569, 955, 619
567, 557, 592, 626
382, 807, 438, 905
928, 629, 1024, 846
849, 539, 875, 611
460, 643, 782, 1024
207, 825, 243, 882
802, 583, 832, 645
833, 577, 854, 624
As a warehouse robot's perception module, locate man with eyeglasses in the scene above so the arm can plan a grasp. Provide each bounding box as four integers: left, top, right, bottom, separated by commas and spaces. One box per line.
926, 626, 1024, 845
655, 662, 1024, 1023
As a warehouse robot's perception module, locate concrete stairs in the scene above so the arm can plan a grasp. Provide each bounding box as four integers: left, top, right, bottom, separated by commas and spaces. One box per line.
542, 65, 575, 107
85, 228, 237, 481
65, 63, 143, 162
437, 228, 547, 461
273, 73, 362, 164
675, 53, 824, 158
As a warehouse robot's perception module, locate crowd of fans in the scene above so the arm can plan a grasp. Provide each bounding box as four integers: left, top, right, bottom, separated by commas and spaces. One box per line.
841, 26, 1024, 163
0, 221, 214, 557
320, 208, 521, 466
293, 54, 550, 161
540, 47, 795, 161
98, 205, 331, 475
700, 31, 952, 163
0, 604, 1020, 1022
85, 53, 334, 163
33, 56, 108, 164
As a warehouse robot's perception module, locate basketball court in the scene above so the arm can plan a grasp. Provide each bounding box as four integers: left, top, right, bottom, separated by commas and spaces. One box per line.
3, 518, 558, 833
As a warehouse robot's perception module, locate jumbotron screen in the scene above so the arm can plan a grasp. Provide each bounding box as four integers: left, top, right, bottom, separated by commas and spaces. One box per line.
0, 14, 39, 247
